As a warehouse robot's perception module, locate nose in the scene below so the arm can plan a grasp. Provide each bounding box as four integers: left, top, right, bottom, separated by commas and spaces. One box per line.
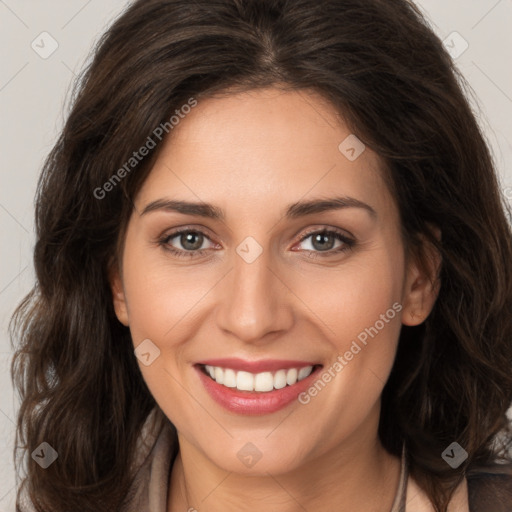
215, 244, 294, 344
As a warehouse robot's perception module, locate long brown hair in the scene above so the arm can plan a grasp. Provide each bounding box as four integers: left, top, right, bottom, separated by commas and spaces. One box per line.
11, 0, 512, 511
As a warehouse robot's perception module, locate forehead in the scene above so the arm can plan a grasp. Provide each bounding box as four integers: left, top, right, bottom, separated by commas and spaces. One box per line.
135, 87, 397, 224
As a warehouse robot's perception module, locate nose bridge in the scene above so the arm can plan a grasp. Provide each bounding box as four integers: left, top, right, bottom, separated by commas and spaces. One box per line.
216, 238, 291, 342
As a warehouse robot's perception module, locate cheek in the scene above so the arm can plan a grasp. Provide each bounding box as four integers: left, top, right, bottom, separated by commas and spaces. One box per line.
293, 245, 404, 409
122, 248, 216, 344
292, 243, 404, 347
121, 260, 206, 429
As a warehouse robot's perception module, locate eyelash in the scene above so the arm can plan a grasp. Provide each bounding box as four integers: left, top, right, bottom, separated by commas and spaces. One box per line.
157, 227, 356, 259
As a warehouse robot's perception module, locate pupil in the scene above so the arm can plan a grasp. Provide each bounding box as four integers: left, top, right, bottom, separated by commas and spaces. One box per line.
313, 232, 333, 251
182, 232, 202, 250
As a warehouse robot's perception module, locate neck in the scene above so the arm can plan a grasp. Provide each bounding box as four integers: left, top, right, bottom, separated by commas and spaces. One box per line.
168, 429, 401, 512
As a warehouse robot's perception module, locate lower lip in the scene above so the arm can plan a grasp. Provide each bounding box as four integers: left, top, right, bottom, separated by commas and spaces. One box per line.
195, 365, 321, 415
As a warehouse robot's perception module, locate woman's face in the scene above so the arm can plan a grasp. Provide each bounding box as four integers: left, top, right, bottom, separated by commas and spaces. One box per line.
111, 87, 436, 475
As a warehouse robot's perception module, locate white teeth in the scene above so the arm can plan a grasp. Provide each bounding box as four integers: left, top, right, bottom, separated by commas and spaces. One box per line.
214, 366, 224, 385
254, 372, 274, 392
237, 371, 254, 391
298, 366, 313, 381
223, 368, 237, 388
206, 365, 215, 379
274, 369, 287, 389
203, 365, 315, 392
286, 368, 298, 385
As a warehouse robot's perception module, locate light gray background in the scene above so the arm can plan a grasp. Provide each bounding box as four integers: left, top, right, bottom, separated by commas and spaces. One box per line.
1, 0, 511, 509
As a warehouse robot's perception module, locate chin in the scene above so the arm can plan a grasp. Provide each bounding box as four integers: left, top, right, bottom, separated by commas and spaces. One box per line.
201, 436, 313, 476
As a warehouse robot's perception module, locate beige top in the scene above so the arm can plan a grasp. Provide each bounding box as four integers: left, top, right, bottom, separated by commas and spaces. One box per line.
119, 406, 176, 512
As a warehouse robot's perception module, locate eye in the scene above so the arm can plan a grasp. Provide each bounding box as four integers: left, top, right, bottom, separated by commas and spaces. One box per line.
158, 228, 217, 258
294, 228, 356, 257
157, 226, 356, 259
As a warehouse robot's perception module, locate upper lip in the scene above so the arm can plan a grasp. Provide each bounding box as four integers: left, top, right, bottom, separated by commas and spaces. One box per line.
196, 358, 321, 373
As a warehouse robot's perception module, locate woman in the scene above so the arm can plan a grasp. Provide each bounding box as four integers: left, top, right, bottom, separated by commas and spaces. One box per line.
11, 0, 512, 511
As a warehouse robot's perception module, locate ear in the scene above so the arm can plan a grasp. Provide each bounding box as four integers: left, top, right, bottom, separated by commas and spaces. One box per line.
108, 264, 129, 326
401, 227, 442, 326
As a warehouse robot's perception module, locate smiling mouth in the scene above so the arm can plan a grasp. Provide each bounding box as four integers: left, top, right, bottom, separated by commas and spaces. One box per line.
199, 363, 323, 393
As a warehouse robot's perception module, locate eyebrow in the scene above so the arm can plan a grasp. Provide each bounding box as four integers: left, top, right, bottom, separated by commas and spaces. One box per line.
140, 195, 377, 220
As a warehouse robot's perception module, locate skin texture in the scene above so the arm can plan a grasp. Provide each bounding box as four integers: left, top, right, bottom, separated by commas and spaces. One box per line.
110, 87, 464, 511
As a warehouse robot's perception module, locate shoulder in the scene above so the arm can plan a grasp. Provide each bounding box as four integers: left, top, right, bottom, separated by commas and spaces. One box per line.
466, 463, 512, 511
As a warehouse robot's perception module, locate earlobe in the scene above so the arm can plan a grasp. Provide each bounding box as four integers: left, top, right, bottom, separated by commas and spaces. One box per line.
109, 265, 129, 326
401, 230, 442, 327
402, 276, 431, 326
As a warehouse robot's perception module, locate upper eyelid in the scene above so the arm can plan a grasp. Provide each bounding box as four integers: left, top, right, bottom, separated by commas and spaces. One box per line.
298, 225, 354, 241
